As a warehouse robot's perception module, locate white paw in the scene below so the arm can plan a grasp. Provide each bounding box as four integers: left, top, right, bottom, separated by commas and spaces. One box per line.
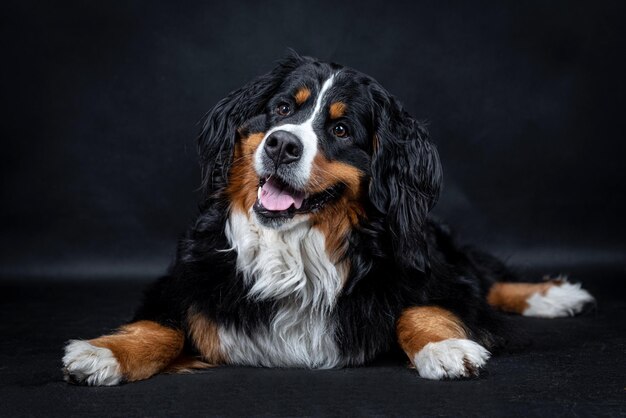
413, 338, 490, 380
63, 340, 122, 386
523, 281, 595, 318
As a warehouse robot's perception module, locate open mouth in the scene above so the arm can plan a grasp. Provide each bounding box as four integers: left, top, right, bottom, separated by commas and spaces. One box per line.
253, 176, 344, 219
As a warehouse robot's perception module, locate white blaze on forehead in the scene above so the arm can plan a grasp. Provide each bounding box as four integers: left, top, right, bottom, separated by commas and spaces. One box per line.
255, 75, 336, 188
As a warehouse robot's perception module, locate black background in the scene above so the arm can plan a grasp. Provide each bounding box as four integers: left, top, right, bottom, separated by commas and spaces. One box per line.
2, 0, 625, 280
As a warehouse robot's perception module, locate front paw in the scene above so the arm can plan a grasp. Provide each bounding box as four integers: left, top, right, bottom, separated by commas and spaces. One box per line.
63, 340, 122, 386
413, 338, 490, 380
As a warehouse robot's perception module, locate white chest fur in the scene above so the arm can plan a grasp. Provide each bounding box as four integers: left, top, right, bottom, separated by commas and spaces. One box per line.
220, 211, 345, 368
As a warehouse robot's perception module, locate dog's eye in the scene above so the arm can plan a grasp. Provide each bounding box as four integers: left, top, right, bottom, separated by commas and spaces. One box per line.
333, 123, 348, 138
276, 103, 291, 116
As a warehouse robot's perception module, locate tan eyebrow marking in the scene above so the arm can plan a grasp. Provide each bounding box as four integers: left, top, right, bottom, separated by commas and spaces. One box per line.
329, 102, 347, 120
294, 87, 311, 105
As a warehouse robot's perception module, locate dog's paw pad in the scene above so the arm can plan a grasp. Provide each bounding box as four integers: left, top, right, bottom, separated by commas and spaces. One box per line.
523, 281, 595, 318
62, 340, 122, 386
413, 338, 490, 380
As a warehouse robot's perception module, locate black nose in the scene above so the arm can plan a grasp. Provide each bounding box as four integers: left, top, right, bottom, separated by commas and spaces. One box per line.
264, 130, 303, 167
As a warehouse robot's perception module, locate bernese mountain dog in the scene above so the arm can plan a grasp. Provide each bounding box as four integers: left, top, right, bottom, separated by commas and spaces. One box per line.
62, 52, 595, 385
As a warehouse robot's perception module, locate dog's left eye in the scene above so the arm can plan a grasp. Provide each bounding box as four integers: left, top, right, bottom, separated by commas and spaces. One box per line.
333, 123, 349, 138
276, 103, 291, 116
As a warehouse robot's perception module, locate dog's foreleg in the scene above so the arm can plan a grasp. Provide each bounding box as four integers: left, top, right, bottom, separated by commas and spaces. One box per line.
63, 320, 184, 386
396, 306, 490, 380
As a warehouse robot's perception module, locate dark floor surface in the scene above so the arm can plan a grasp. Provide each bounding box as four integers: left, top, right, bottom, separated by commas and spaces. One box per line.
1, 267, 625, 417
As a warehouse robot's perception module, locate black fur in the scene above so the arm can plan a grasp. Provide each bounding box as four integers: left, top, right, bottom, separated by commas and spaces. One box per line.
134, 52, 517, 366
198, 53, 304, 202
369, 82, 443, 275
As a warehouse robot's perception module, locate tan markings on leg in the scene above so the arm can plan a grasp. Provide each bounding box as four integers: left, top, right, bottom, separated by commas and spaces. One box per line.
295, 87, 311, 105
329, 102, 347, 119
487, 281, 562, 314
227, 132, 264, 213
309, 154, 365, 262
187, 310, 225, 364
163, 355, 212, 374
89, 320, 184, 382
396, 306, 468, 359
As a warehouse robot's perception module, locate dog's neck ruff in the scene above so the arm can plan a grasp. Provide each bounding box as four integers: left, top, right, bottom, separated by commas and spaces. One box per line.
222, 210, 345, 368
225, 210, 344, 311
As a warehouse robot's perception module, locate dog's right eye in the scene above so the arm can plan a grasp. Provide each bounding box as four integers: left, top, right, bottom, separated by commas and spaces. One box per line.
276, 103, 291, 116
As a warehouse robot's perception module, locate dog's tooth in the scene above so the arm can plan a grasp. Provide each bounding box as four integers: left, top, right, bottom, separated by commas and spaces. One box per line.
257, 186, 262, 200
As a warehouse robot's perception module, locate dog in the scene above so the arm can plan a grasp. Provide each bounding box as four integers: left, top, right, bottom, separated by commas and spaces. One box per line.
62, 52, 595, 385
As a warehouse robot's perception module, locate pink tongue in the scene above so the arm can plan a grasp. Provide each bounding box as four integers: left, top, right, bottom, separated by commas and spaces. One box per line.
260, 179, 304, 211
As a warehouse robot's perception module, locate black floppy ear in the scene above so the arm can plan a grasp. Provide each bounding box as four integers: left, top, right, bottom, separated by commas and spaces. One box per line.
369, 87, 442, 274
197, 52, 304, 199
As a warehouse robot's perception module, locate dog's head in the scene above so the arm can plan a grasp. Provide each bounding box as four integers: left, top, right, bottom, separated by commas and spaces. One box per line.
199, 52, 442, 273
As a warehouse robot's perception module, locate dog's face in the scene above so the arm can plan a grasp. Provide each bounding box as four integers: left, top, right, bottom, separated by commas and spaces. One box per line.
200, 53, 442, 272
231, 64, 373, 230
